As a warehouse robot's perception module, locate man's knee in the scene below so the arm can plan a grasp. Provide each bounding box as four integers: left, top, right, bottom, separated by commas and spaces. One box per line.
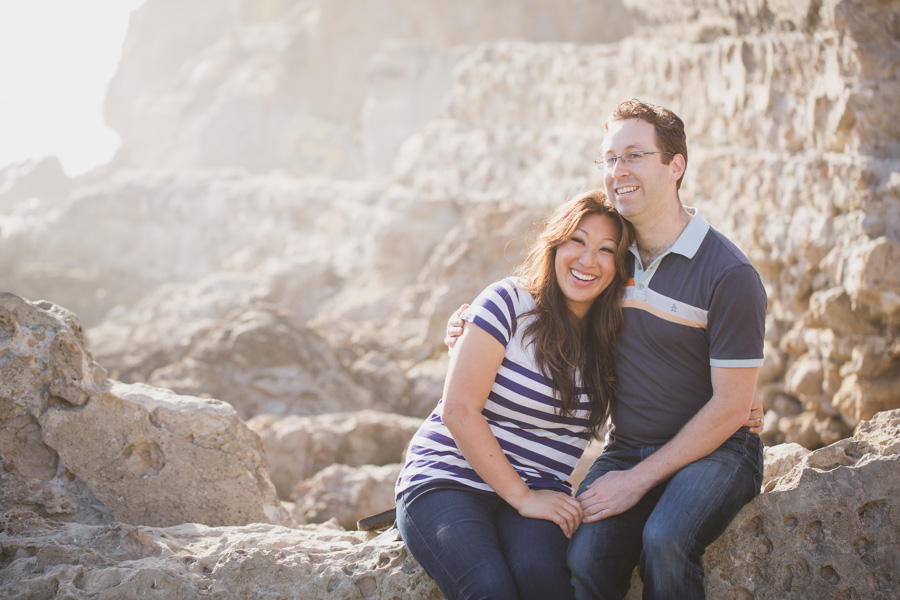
641, 519, 698, 562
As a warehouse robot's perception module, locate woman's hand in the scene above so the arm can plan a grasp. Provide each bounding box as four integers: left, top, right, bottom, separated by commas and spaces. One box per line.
515, 489, 584, 539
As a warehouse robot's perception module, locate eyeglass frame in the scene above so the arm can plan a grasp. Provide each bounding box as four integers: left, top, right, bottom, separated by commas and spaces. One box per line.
594, 150, 675, 172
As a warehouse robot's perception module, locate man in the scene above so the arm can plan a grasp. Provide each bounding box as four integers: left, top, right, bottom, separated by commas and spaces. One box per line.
447, 99, 766, 599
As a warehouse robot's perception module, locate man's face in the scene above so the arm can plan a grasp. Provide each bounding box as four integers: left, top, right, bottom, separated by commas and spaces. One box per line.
601, 118, 677, 226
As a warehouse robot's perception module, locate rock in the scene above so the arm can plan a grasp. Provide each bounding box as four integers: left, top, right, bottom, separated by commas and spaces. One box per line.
0, 293, 291, 528
0, 515, 443, 599
762, 442, 810, 484
291, 463, 402, 530
784, 356, 825, 398
247, 410, 422, 499
146, 303, 374, 419
624, 409, 900, 599
832, 373, 900, 429
0, 156, 71, 204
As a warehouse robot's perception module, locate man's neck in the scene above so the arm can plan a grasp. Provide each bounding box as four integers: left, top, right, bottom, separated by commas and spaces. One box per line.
634, 204, 693, 267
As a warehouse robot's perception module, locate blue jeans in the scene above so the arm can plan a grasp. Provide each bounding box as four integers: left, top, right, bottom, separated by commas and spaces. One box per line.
567, 429, 763, 600
396, 480, 576, 600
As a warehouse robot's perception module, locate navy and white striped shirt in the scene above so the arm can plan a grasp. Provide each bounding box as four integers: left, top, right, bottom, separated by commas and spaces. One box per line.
396, 277, 593, 497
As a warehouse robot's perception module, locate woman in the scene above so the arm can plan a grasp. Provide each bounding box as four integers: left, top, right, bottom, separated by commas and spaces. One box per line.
395, 190, 633, 600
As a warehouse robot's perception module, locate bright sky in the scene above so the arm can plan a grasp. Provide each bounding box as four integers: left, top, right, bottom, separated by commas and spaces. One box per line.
0, 0, 146, 176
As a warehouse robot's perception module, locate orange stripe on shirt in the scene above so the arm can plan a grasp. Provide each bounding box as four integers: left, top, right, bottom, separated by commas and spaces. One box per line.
622, 298, 707, 329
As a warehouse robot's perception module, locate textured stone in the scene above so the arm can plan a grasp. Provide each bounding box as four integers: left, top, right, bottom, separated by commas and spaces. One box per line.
247, 410, 421, 500
0, 294, 290, 529
291, 463, 402, 530
0, 516, 442, 600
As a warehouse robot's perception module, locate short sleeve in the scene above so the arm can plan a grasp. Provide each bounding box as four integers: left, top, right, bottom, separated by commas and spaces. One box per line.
460, 278, 523, 348
708, 265, 767, 368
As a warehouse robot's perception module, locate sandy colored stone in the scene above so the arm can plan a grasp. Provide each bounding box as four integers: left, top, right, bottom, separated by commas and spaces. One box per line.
248, 410, 421, 499
0, 294, 290, 529
291, 463, 402, 530
0, 515, 442, 600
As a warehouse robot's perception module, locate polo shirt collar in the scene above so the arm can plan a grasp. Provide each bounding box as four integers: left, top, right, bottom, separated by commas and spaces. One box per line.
627, 206, 710, 264
668, 206, 709, 260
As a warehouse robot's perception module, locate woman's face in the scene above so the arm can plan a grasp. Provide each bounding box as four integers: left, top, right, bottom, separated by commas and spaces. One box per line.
554, 213, 621, 319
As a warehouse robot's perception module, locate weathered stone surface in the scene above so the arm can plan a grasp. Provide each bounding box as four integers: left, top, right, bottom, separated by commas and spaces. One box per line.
247, 410, 421, 499
623, 409, 900, 599
105, 0, 631, 176
291, 463, 402, 530
3, 0, 896, 449
0, 515, 442, 600
3, 407, 899, 599
0, 294, 290, 528
146, 303, 374, 419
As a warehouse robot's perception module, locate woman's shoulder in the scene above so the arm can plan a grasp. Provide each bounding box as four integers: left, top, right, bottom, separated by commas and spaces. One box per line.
481, 277, 535, 304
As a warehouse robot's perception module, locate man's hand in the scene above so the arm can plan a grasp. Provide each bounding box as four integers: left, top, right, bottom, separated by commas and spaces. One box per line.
577, 470, 649, 522
443, 304, 469, 351
744, 392, 764, 434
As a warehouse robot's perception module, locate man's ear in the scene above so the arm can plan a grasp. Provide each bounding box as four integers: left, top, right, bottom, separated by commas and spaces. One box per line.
669, 154, 686, 185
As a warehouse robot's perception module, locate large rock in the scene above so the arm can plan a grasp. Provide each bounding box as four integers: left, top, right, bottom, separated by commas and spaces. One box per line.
291, 463, 403, 530
3, 408, 899, 599
0, 293, 291, 528
5, 0, 898, 446
701, 409, 900, 599
0, 515, 443, 600
146, 303, 374, 420
624, 409, 900, 599
247, 410, 422, 499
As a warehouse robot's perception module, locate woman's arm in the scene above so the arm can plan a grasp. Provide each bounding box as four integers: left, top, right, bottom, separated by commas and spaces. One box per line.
442, 322, 584, 538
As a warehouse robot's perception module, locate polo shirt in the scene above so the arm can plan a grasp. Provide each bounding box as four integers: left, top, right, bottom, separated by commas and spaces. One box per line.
608, 209, 767, 448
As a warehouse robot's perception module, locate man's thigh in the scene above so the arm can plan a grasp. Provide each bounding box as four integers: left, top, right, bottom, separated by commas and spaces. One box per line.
568, 446, 658, 598
644, 430, 764, 550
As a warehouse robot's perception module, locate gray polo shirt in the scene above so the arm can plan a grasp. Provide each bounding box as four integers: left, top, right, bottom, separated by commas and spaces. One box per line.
608, 209, 767, 449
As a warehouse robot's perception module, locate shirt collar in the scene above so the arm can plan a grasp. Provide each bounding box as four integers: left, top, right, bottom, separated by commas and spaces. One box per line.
627, 206, 710, 261
668, 206, 709, 259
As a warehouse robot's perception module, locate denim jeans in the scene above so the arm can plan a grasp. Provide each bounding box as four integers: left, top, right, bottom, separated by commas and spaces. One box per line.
567, 428, 764, 600
396, 480, 576, 600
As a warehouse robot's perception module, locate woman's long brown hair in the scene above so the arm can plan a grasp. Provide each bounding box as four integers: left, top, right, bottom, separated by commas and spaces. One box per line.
514, 190, 634, 439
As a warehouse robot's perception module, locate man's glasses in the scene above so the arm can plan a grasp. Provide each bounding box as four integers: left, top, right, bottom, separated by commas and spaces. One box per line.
594, 151, 674, 171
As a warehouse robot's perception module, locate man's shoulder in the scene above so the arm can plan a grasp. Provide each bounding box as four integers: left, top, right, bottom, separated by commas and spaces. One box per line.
699, 226, 756, 270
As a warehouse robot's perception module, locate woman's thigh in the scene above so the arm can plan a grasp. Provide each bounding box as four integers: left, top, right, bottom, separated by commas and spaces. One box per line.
396, 483, 518, 600
495, 501, 576, 600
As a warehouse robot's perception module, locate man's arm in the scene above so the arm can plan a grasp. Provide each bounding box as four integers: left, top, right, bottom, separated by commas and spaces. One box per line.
443, 304, 469, 351
577, 365, 759, 521
446, 305, 766, 433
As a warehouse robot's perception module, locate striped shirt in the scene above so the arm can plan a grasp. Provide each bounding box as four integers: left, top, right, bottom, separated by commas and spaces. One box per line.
395, 277, 593, 497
